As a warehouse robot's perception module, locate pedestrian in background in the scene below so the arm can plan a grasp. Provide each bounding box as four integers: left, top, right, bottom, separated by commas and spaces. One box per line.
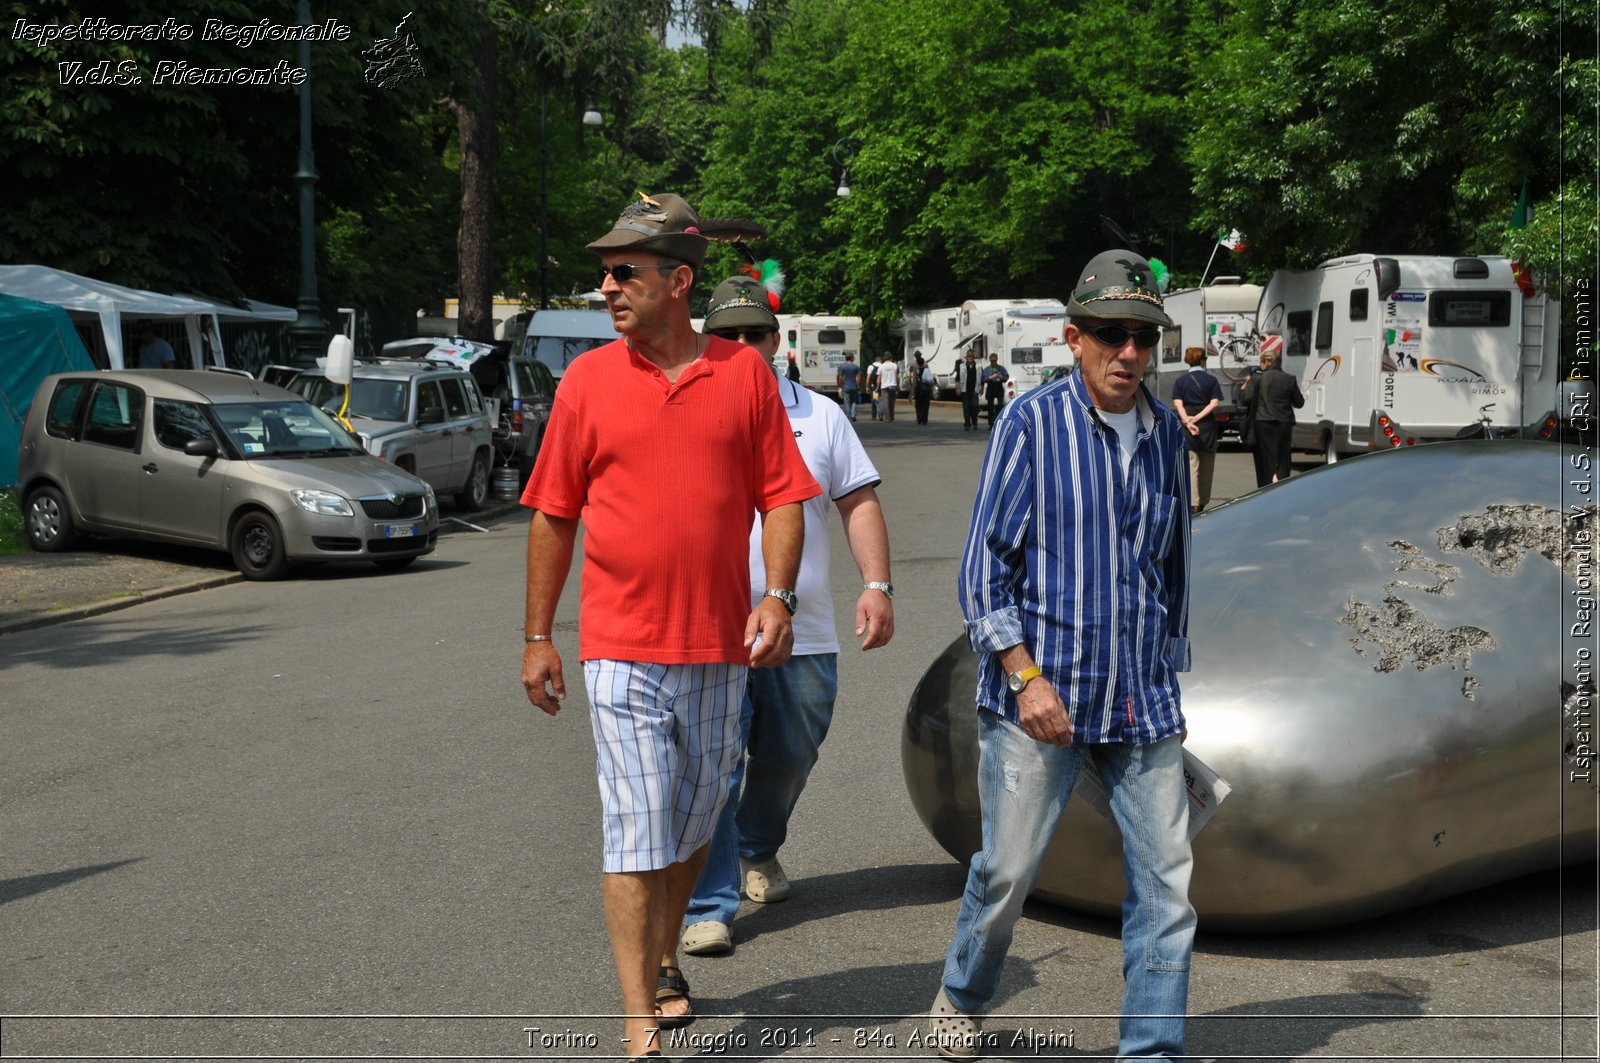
957, 350, 980, 430
135, 321, 176, 369
913, 352, 935, 425
866, 355, 882, 421
1170, 346, 1223, 513
930, 249, 1194, 1062
981, 352, 1009, 429
878, 352, 900, 421
519, 192, 819, 1060
836, 352, 861, 421
682, 274, 895, 958
1240, 346, 1303, 486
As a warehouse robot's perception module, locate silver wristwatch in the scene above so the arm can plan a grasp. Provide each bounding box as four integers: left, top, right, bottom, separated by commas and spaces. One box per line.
863, 581, 894, 599
764, 588, 799, 615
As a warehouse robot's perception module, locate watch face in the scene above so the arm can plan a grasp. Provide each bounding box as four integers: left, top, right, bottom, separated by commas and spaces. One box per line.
1007, 672, 1023, 693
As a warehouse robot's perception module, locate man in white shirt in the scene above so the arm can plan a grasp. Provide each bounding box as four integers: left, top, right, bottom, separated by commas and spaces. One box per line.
877, 353, 900, 421
681, 275, 896, 956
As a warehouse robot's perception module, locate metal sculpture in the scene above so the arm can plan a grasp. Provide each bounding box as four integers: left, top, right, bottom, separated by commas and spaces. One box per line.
903, 440, 1596, 931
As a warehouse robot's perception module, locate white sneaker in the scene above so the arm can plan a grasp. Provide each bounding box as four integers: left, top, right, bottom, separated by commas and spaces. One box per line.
740, 857, 790, 903
927, 987, 980, 1060
680, 920, 732, 956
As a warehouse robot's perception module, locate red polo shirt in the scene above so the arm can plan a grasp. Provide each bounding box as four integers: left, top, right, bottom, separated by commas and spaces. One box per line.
522, 336, 819, 664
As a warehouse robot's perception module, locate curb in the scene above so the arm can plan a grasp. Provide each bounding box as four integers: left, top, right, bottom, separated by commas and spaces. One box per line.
0, 501, 530, 638
0, 572, 245, 637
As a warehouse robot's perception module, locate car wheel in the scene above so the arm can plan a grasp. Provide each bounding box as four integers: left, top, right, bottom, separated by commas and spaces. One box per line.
230, 511, 290, 580
456, 452, 490, 511
374, 557, 417, 571
24, 485, 77, 552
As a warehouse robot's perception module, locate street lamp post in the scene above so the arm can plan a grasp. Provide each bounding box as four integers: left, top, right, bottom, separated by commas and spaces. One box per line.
288, 0, 328, 364
539, 95, 603, 309
830, 137, 859, 199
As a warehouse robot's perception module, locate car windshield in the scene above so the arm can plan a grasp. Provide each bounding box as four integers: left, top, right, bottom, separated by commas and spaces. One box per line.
212, 400, 366, 458
292, 377, 411, 421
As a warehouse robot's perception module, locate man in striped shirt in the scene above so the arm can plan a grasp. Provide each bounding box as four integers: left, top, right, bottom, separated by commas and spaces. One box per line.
929, 250, 1196, 1061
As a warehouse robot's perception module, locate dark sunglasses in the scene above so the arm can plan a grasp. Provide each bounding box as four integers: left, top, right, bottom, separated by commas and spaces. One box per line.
597, 262, 682, 284
1084, 323, 1162, 349
709, 328, 774, 342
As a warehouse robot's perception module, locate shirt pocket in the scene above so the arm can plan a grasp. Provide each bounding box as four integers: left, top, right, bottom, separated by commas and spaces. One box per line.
1141, 492, 1179, 562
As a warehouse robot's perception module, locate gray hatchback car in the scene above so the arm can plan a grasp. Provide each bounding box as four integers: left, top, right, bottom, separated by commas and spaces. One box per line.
16, 371, 439, 579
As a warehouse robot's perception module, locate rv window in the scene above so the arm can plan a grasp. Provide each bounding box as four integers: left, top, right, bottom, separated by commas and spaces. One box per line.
962, 311, 970, 328
1161, 333, 1182, 364
787, 330, 797, 344
1314, 302, 1334, 350
1011, 347, 1043, 364
818, 329, 847, 344
995, 319, 1003, 335
908, 328, 923, 348
1430, 291, 1510, 327
1286, 311, 1312, 359
1350, 289, 1369, 321
946, 317, 957, 331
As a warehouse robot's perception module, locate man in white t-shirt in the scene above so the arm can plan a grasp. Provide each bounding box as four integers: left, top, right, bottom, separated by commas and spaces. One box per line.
682, 275, 896, 956
876, 353, 901, 421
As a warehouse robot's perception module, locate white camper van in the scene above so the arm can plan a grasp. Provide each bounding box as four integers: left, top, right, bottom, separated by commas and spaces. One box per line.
774, 314, 862, 395
1145, 280, 1265, 437
893, 306, 965, 394
956, 299, 1071, 399
1256, 255, 1560, 461
515, 309, 619, 380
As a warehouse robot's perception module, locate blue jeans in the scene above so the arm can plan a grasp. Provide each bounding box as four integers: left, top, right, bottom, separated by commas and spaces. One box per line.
941, 711, 1194, 1060
685, 653, 839, 926
842, 388, 859, 420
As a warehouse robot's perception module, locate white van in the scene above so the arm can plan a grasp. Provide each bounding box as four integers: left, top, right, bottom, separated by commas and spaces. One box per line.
1145, 280, 1265, 436
514, 309, 619, 380
893, 307, 965, 394
956, 299, 1071, 399
1256, 255, 1560, 461
774, 314, 862, 395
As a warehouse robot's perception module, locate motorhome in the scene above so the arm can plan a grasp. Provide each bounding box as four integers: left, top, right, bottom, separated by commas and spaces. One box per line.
511, 309, 619, 380
956, 299, 1071, 400
1255, 255, 1560, 461
1144, 280, 1265, 437
773, 314, 862, 395
892, 307, 964, 394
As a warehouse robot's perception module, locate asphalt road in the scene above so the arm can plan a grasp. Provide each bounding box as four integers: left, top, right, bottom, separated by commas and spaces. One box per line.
2, 402, 1594, 1062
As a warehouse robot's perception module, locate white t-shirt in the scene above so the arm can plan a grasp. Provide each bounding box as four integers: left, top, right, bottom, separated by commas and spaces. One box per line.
1097, 406, 1140, 476
876, 360, 899, 390
748, 376, 881, 654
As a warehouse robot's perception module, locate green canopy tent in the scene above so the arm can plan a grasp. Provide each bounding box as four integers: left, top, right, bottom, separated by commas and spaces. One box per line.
1, 292, 96, 489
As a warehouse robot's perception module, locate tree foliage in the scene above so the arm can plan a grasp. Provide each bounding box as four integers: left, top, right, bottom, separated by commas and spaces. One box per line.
1, 0, 1586, 344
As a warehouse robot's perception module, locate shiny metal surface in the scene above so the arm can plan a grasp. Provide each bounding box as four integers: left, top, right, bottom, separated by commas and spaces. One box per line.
903, 440, 1596, 930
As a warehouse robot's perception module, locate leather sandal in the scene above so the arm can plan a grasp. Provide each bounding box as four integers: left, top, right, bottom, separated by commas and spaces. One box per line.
655, 965, 695, 1029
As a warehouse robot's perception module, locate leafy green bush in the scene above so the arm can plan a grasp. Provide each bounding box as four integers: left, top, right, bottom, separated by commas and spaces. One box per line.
0, 489, 26, 556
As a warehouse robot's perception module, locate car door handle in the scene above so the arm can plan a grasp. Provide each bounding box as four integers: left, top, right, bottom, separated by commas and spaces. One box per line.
142, 463, 159, 473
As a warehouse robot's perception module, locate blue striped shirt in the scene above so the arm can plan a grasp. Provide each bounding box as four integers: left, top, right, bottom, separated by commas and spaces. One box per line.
959, 369, 1192, 744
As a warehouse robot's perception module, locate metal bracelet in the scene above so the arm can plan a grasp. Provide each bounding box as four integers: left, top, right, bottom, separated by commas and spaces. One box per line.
524, 634, 551, 643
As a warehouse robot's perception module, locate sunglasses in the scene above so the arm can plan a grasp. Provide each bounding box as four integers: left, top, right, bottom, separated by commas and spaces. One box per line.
597, 262, 682, 284
709, 328, 774, 342
1084, 323, 1162, 349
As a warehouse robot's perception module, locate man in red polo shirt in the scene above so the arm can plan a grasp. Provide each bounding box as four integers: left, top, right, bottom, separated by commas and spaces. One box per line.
519, 192, 818, 1061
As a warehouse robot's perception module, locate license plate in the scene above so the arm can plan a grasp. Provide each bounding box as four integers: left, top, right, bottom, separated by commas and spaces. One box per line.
384, 522, 417, 539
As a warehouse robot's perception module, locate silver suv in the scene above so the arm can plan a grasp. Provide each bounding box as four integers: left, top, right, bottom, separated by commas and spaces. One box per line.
16, 370, 439, 579
289, 361, 495, 510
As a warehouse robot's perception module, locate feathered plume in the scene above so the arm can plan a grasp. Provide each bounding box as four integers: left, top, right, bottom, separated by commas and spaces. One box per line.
741, 258, 786, 312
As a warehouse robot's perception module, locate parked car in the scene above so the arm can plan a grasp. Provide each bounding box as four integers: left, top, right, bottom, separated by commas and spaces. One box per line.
374, 336, 556, 481
15, 370, 439, 580
287, 360, 495, 510
467, 348, 557, 482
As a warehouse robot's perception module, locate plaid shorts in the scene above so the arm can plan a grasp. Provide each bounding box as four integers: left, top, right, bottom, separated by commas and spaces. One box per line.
583, 660, 747, 873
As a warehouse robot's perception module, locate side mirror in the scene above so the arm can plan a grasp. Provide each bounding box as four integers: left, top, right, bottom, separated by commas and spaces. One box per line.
1374, 257, 1402, 301
416, 405, 445, 426
326, 335, 355, 386
184, 436, 220, 458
